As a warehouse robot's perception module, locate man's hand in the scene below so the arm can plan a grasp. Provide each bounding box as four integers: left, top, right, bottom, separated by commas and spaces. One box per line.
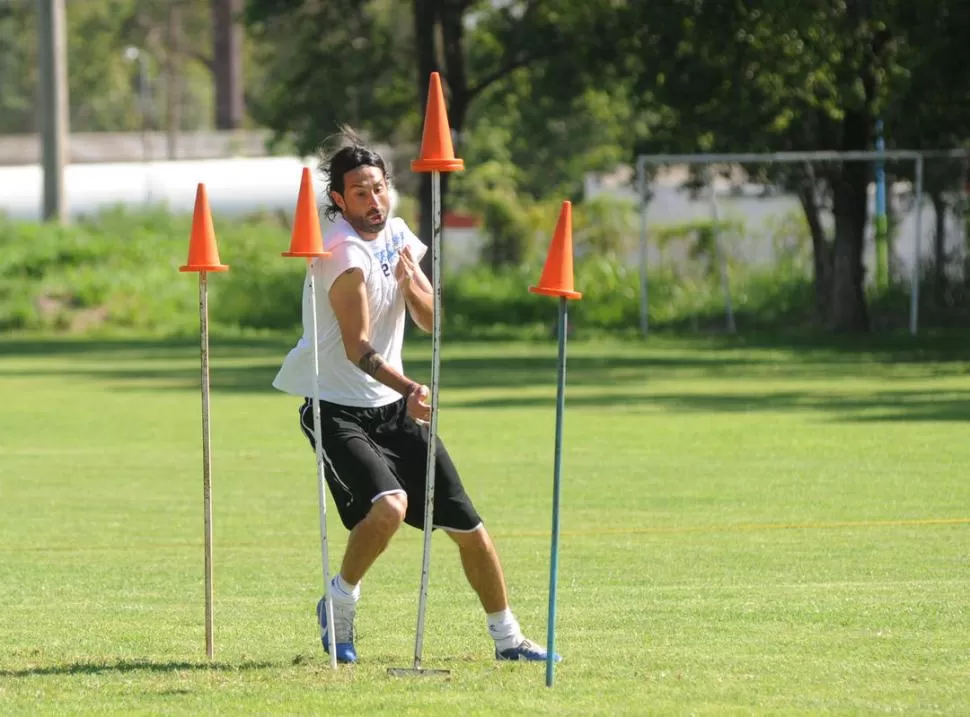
395, 245, 434, 332
394, 245, 418, 292
407, 383, 431, 424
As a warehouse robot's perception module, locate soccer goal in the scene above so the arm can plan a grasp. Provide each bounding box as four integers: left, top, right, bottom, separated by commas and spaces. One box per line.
632, 150, 944, 336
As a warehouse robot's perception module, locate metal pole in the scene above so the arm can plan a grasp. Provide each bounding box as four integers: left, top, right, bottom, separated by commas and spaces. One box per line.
38, 0, 69, 222
638, 150, 923, 165
910, 156, 924, 336
546, 296, 568, 688
308, 264, 337, 669
709, 176, 736, 333
413, 169, 442, 669
199, 271, 214, 660
637, 158, 649, 337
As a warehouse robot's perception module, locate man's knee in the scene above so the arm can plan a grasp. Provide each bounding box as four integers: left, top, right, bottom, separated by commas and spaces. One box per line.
446, 524, 492, 551
367, 492, 407, 536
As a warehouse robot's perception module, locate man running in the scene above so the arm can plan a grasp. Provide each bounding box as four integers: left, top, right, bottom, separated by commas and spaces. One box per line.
273, 137, 558, 665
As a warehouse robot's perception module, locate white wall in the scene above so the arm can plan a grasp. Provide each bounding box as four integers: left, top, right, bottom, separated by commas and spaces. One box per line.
0, 156, 398, 222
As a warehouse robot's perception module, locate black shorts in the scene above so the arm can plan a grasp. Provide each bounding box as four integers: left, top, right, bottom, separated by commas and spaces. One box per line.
298, 397, 483, 532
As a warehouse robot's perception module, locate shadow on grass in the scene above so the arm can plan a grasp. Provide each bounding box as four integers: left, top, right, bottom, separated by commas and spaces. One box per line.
1, 351, 965, 396
0, 335, 292, 360
696, 328, 970, 364
0, 657, 278, 678
1, 333, 968, 405
0, 350, 773, 393
450, 388, 970, 422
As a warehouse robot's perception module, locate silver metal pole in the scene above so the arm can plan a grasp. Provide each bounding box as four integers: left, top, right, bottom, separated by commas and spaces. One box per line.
199, 271, 214, 660
910, 156, 924, 336
545, 295, 568, 687
637, 157, 649, 337
413, 170, 442, 669
308, 263, 337, 669
709, 176, 735, 333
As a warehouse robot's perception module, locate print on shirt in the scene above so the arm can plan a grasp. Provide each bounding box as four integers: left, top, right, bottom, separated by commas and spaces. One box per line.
375, 232, 405, 280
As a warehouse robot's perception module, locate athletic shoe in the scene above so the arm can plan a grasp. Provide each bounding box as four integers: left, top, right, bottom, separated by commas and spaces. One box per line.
495, 638, 561, 662
316, 596, 358, 664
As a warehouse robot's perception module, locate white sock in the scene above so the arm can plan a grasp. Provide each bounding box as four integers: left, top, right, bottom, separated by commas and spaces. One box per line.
330, 574, 360, 603
487, 609, 523, 651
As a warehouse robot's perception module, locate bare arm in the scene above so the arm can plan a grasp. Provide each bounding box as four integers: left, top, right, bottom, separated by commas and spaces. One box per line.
328, 267, 430, 420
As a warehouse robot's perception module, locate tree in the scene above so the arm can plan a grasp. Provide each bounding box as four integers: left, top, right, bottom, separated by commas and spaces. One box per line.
879, 1, 970, 305
0, 2, 36, 134
615, 0, 899, 331
243, 0, 625, 270
612, 0, 970, 331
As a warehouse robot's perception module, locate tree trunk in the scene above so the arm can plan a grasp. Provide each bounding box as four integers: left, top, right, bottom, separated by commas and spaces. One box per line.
414, 0, 438, 277
797, 180, 832, 322
211, 0, 244, 129
826, 0, 876, 332
830, 161, 870, 331
414, 0, 469, 278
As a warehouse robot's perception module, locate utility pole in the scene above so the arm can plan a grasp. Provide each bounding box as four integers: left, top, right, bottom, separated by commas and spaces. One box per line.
37, 0, 70, 222
166, 2, 182, 160
211, 0, 244, 129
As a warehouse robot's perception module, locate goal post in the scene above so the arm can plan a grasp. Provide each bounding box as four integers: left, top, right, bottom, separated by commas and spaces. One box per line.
634, 150, 932, 337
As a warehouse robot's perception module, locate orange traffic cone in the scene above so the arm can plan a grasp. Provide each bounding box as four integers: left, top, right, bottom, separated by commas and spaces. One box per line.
180, 184, 229, 272
529, 201, 582, 299
411, 72, 464, 173
283, 167, 330, 258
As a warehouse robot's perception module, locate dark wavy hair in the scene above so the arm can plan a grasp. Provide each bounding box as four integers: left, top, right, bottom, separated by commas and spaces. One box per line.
320, 131, 391, 221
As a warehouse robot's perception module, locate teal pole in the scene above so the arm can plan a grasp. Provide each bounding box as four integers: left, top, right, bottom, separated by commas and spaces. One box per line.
546, 295, 567, 687
875, 119, 888, 289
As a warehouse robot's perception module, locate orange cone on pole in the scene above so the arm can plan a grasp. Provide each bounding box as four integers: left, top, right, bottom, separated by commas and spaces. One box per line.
411, 72, 464, 173
180, 184, 228, 272
283, 167, 330, 258
530, 201, 582, 300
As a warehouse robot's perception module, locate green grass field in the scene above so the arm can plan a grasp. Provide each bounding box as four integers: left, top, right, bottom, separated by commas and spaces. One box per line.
1, 333, 968, 715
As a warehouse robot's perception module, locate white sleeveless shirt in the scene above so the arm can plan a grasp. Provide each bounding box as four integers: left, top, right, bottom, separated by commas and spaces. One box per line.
272, 215, 428, 407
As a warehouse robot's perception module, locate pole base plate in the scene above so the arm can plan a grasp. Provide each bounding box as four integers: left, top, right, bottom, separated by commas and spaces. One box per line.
387, 667, 451, 679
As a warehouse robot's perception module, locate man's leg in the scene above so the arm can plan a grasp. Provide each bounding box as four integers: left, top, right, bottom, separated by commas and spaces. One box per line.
445, 526, 560, 662
340, 492, 408, 584
445, 525, 508, 613
387, 408, 560, 662
299, 399, 409, 663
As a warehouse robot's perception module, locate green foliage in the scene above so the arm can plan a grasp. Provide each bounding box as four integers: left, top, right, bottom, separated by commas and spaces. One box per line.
2, 209, 826, 339
0, 209, 303, 334
2, 205, 963, 339
444, 251, 817, 338
245, 0, 419, 152
244, 0, 642, 207
0, 0, 262, 134
0, 3, 36, 133
571, 195, 638, 259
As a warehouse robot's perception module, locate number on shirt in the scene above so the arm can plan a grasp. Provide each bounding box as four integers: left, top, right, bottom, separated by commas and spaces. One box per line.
381, 262, 391, 277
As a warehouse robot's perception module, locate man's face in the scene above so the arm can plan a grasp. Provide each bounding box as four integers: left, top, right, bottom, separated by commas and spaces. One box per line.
332, 165, 391, 238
